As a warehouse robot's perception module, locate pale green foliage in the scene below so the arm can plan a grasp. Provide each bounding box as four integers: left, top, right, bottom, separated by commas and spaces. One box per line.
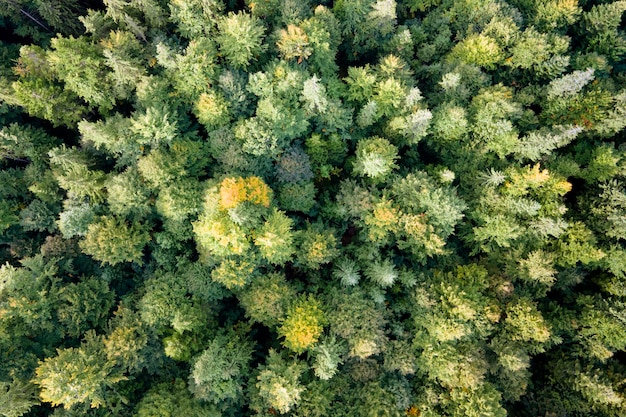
253, 350, 306, 414
101, 30, 146, 100
189, 332, 254, 405
352, 136, 399, 181
254, 209, 295, 265
505, 28, 569, 71
445, 383, 507, 417
554, 221, 604, 267
431, 103, 469, 143
277, 24, 313, 62
134, 379, 220, 417
49, 146, 107, 203
332, 257, 361, 286
279, 295, 327, 353
574, 369, 624, 409
169, 37, 219, 100
296, 224, 339, 269
390, 171, 466, 257
211, 257, 257, 289
106, 169, 152, 219
448, 34, 503, 69
345, 65, 377, 104
547, 68, 595, 100
7, 46, 85, 127
364, 258, 398, 288
78, 114, 137, 162
301, 76, 328, 114
80, 216, 150, 265
155, 179, 203, 222
194, 90, 230, 129
312, 336, 345, 380
584, 145, 622, 183
131, 106, 179, 148
413, 265, 497, 346
169, 0, 223, 38
0, 380, 39, 417
137, 139, 208, 189
503, 298, 551, 347
590, 180, 626, 241
238, 273, 297, 327
374, 77, 405, 117
3, 1, 626, 416
194, 213, 250, 259
326, 288, 387, 359
532, 0, 581, 31
514, 125, 582, 162
400, 109, 432, 144
470, 86, 521, 158
216, 12, 266, 69
48, 36, 116, 111
518, 250, 556, 286
417, 340, 489, 390
57, 200, 95, 239
33, 333, 125, 409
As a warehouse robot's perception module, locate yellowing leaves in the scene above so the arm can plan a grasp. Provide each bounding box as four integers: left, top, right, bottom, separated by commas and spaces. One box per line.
279, 296, 327, 353
505, 164, 572, 199
219, 176, 272, 210
522, 164, 551, 187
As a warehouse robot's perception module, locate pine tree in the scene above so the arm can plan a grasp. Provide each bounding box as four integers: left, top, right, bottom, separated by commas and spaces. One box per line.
189, 331, 254, 406
33, 333, 126, 409
216, 12, 266, 69
0, 379, 39, 417
80, 216, 150, 266
278, 295, 327, 353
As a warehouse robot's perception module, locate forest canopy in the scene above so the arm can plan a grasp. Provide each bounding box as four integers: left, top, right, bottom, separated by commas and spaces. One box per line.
1, 0, 626, 416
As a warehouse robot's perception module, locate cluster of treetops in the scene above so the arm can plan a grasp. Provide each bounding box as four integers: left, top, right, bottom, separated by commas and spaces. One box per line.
1, 0, 626, 416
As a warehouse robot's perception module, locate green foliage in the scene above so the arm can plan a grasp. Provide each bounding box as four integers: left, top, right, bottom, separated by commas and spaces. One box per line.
0, 379, 39, 417
580, 1, 626, 61
134, 379, 219, 417
326, 287, 387, 360
137, 139, 209, 189
448, 34, 503, 69
296, 223, 339, 269
0, 255, 61, 338
352, 136, 399, 182
254, 209, 296, 265
216, 12, 266, 69
3, 1, 626, 416
238, 272, 297, 327
48, 36, 116, 111
106, 168, 152, 219
278, 294, 327, 353
103, 304, 156, 374
19, 199, 57, 233
80, 216, 150, 266
169, 0, 223, 38
33, 333, 125, 409
189, 331, 254, 405
252, 350, 306, 414
56, 278, 114, 339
